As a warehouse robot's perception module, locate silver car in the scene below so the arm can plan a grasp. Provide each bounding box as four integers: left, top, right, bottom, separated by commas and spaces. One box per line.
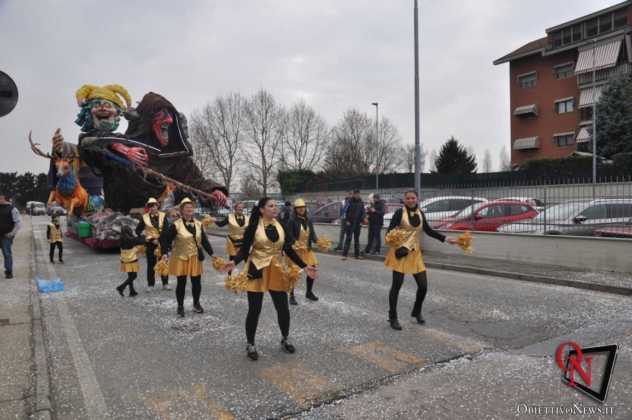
498, 199, 632, 236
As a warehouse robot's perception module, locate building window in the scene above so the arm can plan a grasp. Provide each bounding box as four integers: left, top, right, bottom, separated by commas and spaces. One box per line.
572, 24, 583, 42
555, 98, 574, 114
614, 9, 627, 29
580, 107, 593, 122
554, 63, 574, 79
562, 28, 572, 44
518, 72, 537, 88
599, 14, 613, 33
551, 30, 562, 48
586, 18, 598, 36
554, 133, 576, 147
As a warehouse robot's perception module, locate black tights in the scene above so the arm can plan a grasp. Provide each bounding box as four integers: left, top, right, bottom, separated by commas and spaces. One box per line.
49, 242, 63, 261
246, 291, 290, 345
290, 276, 316, 296
119, 272, 137, 292
176, 275, 201, 308
388, 271, 428, 319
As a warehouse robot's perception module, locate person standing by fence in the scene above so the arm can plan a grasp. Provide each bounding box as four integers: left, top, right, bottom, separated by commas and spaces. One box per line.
365, 193, 385, 255
0, 192, 21, 279
334, 191, 352, 251
342, 190, 366, 260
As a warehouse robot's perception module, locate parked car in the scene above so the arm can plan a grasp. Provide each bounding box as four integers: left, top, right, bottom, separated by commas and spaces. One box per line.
497, 199, 632, 236
436, 200, 538, 232
497, 196, 545, 212
29, 202, 47, 216
311, 201, 342, 224
593, 226, 632, 238
384, 196, 487, 227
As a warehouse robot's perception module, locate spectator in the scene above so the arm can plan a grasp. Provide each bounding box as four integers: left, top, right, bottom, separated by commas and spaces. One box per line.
0, 192, 21, 279
334, 191, 352, 251
342, 190, 366, 260
365, 193, 385, 255
278, 201, 292, 227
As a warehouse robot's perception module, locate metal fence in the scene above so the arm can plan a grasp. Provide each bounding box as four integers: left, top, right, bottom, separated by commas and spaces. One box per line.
299, 176, 632, 239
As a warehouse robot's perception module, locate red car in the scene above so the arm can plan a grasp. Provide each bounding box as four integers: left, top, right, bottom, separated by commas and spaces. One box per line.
437, 200, 539, 232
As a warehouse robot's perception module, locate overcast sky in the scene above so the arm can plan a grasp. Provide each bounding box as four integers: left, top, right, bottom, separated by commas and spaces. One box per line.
0, 0, 620, 176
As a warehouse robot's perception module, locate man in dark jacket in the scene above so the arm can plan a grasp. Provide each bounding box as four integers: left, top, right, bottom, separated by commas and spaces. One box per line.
364, 193, 385, 255
334, 191, 352, 251
278, 201, 292, 227
342, 190, 366, 260
0, 192, 21, 279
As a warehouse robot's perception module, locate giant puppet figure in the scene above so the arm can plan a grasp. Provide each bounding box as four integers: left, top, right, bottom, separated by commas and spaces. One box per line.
30, 84, 133, 215
78, 91, 227, 212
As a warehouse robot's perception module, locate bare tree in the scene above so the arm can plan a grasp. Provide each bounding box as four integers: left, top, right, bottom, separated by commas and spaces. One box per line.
482, 149, 493, 173
190, 127, 216, 179
324, 109, 403, 176
242, 90, 285, 195
189, 93, 245, 193
427, 149, 437, 173
499, 145, 511, 171
240, 172, 262, 199
403, 143, 426, 173
283, 101, 330, 171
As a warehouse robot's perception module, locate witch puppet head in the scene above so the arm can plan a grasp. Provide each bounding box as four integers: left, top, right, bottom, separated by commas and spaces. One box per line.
74, 84, 132, 133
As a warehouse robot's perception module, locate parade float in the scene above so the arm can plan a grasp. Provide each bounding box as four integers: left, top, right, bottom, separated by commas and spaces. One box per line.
28, 84, 227, 249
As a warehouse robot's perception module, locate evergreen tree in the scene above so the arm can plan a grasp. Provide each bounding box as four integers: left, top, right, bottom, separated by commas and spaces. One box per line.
433, 137, 477, 175
596, 73, 632, 158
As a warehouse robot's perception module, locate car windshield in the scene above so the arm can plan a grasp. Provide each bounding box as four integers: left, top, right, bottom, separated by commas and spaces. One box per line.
453, 202, 487, 219
531, 202, 588, 222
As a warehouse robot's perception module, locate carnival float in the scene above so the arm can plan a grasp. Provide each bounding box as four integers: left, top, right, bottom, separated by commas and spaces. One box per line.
28, 84, 227, 249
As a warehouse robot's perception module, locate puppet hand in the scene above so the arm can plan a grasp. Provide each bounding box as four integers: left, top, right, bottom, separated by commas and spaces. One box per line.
110, 143, 149, 167
210, 190, 227, 207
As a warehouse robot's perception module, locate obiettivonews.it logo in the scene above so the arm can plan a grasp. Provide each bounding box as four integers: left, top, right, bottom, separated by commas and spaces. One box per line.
555, 341, 618, 403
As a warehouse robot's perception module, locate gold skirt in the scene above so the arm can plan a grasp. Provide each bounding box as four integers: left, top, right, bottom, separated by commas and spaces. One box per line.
226, 238, 239, 257
287, 248, 318, 268
384, 247, 426, 274
169, 255, 203, 277
245, 257, 291, 293
120, 261, 140, 273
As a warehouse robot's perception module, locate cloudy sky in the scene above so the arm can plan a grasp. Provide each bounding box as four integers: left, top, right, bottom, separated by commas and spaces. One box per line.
0, 0, 620, 176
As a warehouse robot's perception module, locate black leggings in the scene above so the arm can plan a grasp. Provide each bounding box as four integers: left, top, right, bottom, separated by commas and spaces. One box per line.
290, 276, 316, 295
388, 271, 428, 319
119, 272, 137, 291
176, 275, 201, 308
49, 242, 63, 261
246, 291, 290, 345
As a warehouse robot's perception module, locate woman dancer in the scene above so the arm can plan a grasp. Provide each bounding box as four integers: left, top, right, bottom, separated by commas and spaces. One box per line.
116, 226, 145, 297
212, 201, 249, 271
384, 191, 458, 330
287, 198, 320, 305
223, 198, 318, 361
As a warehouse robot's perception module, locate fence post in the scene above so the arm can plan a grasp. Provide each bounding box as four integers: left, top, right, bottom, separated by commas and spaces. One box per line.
543, 184, 547, 233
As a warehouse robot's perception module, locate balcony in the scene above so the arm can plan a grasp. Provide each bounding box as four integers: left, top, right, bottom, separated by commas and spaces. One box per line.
577, 62, 632, 86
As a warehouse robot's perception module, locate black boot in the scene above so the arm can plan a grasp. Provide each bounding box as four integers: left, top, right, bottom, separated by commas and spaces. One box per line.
193, 303, 204, 313
289, 292, 298, 306
281, 337, 296, 354
116, 284, 125, 297
389, 312, 402, 331
50, 258, 55, 264
59, 258, 64, 264
177, 306, 185, 318
306, 278, 318, 301
246, 344, 259, 361
306, 291, 319, 301
411, 309, 426, 324
129, 286, 138, 297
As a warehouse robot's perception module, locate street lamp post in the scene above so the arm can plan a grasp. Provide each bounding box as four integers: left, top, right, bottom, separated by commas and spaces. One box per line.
414, 0, 421, 198
372, 101, 379, 192
591, 38, 597, 199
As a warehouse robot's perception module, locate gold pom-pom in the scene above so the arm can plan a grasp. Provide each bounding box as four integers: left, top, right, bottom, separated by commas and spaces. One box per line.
154, 246, 161, 257
224, 271, 248, 293
292, 241, 308, 252
456, 230, 473, 254
135, 245, 146, 256
212, 256, 227, 271
285, 264, 302, 291
385, 229, 407, 248
154, 259, 169, 276
316, 237, 332, 252
201, 215, 214, 228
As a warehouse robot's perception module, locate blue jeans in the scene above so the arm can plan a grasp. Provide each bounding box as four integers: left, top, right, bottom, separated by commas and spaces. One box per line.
1, 236, 13, 274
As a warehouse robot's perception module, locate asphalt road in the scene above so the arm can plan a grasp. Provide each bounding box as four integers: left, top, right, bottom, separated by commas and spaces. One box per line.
30, 217, 632, 419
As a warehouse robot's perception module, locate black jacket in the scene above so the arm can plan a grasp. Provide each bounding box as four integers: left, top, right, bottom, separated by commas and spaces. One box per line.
345, 197, 366, 229
387, 207, 445, 243
288, 215, 318, 250
367, 199, 386, 226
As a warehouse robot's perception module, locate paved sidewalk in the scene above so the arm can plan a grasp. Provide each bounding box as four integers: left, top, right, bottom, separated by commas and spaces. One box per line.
0, 217, 33, 419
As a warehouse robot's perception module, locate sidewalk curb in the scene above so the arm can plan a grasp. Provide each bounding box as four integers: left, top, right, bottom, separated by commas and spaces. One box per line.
208, 231, 632, 297
29, 223, 53, 420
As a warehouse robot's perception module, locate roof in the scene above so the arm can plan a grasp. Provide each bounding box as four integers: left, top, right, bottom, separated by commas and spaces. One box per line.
546, 0, 632, 33
493, 37, 548, 65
